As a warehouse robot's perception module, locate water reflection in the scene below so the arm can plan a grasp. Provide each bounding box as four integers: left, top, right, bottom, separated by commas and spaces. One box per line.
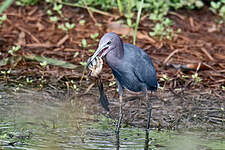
0, 87, 225, 150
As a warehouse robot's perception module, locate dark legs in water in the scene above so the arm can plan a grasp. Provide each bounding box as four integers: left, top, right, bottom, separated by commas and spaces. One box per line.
144, 92, 152, 150
116, 96, 123, 133
116, 95, 123, 149
115, 91, 152, 150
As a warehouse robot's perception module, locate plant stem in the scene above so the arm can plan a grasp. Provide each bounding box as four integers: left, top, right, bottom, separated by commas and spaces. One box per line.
0, 0, 14, 14
133, 0, 144, 45
117, 0, 123, 16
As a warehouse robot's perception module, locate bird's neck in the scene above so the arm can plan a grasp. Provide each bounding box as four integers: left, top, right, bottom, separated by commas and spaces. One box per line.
116, 42, 124, 58
106, 46, 124, 68
115, 37, 124, 58
106, 38, 124, 67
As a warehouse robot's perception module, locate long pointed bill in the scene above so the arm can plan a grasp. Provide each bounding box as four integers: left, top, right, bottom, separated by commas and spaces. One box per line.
86, 44, 108, 68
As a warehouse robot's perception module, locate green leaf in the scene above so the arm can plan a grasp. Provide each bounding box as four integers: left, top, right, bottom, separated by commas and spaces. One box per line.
65, 22, 75, 29
79, 19, 86, 25
79, 62, 87, 66
50, 16, 59, 22
81, 39, 87, 48
73, 52, 79, 58
0, 57, 8, 66
219, 5, 225, 15
0, 0, 14, 14
90, 33, 99, 40
195, 0, 204, 8
88, 49, 95, 53
24, 54, 77, 69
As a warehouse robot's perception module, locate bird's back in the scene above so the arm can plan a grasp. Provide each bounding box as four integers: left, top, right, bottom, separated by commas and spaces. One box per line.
109, 43, 158, 92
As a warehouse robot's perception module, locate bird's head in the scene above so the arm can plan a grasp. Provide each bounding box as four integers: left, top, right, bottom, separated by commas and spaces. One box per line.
87, 32, 122, 67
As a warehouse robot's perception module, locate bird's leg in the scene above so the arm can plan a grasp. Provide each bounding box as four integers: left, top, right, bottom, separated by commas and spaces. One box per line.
115, 81, 124, 148
116, 95, 123, 133
116, 81, 124, 134
116, 95, 123, 149
144, 91, 152, 150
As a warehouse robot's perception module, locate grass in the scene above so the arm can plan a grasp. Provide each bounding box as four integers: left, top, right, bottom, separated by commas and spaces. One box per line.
133, 0, 144, 45
0, 0, 14, 14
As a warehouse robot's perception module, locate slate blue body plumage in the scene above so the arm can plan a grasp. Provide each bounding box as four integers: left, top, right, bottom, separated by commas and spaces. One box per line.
106, 43, 158, 93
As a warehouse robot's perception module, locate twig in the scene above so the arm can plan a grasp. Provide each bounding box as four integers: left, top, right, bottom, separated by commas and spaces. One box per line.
57, 34, 69, 47
82, 0, 97, 24
16, 26, 40, 43
196, 62, 201, 72
83, 82, 95, 94
201, 48, 214, 61
59, 1, 117, 18
6, 19, 40, 43
163, 49, 180, 64
169, 88, 187, 101
26, 43, 54, 48
202, 62, 216, 71
168, 11, 185, 20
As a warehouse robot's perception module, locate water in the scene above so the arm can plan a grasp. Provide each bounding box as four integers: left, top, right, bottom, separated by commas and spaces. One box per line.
0, 87, 225, 150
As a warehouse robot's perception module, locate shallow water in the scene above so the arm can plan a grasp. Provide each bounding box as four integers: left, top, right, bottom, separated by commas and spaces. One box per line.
0, 87, 224, 150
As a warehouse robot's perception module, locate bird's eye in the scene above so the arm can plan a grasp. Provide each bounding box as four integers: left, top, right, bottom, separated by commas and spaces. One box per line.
107, 41, 111, 45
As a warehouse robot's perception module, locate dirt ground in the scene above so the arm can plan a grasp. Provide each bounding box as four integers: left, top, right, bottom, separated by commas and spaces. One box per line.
0, 3, 224, 129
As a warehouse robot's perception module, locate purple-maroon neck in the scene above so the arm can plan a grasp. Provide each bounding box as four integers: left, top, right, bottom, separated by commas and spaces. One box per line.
106, 37, 124, 67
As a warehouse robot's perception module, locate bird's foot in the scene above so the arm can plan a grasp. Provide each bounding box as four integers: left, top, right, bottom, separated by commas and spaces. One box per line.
88, 56, 103, 77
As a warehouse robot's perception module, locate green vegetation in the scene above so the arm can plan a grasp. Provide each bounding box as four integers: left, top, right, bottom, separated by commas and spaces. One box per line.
8, 45, 21, 56
90, 33, 99, 40
53, 2, 63, 15
24, 55, 77, 69
1, 69, 11, 76
79, 19, 86, 25
73, 51, 79, 58
76, 0, 116, 11
70, 80, 79, 92
88, 49, 95, 53
222, 86, 225, 91
16, 0, 38, 6
133, 0, 143, 44
60, 0, 205, 40
192, 73, 202, 83
210, 1, 225, 23
0, 0, 14, 14
2, 0, 224, 40
81, 38, 88, 48
49, 16, 59, 22
58, 22, 75, 32
79, 61, 87, 66
159, 74, 172, 89
0, 14, 7, 25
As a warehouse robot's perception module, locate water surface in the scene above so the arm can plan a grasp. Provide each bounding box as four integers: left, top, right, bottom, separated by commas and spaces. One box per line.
0, 87, 224, 150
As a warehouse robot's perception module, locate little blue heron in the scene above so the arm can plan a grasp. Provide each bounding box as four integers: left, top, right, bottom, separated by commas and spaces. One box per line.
87, 32, 158, 148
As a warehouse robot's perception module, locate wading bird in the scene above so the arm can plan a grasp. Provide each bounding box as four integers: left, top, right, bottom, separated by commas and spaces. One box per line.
87, 32, 158, 148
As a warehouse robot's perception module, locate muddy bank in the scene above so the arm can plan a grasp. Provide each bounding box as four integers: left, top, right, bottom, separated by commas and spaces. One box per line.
75, 83, 225, 130
1, 83, 224, 131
